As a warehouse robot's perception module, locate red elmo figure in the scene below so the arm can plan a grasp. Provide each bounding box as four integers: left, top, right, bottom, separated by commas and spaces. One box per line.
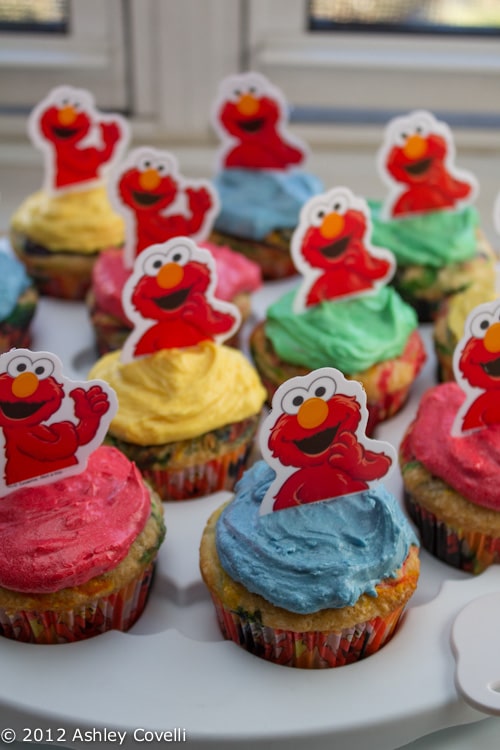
456, 317, 500, 432
267, 383, 392, 510
296, 199, 393, 305
37, 97, 122, 190
385, 130, 473, 216
216, 76, 304, 170
118, 153, 214, 256
129, 246, 237, 356
0, 355, 110, 485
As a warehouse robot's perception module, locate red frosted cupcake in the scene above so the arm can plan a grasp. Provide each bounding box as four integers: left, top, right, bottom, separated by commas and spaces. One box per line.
0, 348, 164, 643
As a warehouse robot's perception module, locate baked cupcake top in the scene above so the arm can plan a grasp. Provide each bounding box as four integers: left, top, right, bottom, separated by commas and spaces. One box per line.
0, 251, 32, 319
211, 71, 323, 239
216, 367, 417, 613
11, 186, 125, 253
0, 446, 150, 593
444, 285, 498, 343
89, 342, 266, 445
266, 285, 417, 373
402, 382, 500, 511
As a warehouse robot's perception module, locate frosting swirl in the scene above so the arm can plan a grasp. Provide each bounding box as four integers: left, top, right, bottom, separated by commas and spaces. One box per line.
265, 286, 418, 373
11, 186, 125, 253
0, 251, 32, 319
214, 168, 323, 239
368, 199, 478, 267
0, 446, 151, 593
216, 461, 418, 613
88, 342, 266, 445
406, 382, 500, 511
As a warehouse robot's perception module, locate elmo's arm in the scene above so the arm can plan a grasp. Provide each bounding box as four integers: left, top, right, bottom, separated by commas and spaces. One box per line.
17, 423, 78, 460
329, 431, 391, 481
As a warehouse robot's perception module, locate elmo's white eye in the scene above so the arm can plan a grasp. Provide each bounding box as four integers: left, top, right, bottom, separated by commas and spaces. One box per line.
308, 375, 336, 401
281, 387, 309, 416
155, 159, 170, 175
165, 244, 191, 266
308, 202, 330, 228
31, 358, 54, 379
470, 311, 495, 339
329, 193, 349, 215
143, 252, 166, 276
138, 155, 155, 172
6, 355, 54, 380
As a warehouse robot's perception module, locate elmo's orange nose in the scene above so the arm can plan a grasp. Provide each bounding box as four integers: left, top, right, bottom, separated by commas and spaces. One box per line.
321, 212, 345, 240
484, 322, 500, 353
156, 262, 184, 289
403, 134, 427, 160
237, 93, 259, 117
297, 397, 328, 430
58, 105, 77, 126
139, 168, 161, 191
12, 372, 38, 399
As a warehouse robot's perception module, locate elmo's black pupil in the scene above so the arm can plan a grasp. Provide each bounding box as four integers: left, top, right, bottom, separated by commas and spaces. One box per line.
173, 254, 181, 262
315, 387, 326, 397
292, 396, 303, 407
17, 364, 26, 372
35, 367, 44, 375
480, 320, 489, 330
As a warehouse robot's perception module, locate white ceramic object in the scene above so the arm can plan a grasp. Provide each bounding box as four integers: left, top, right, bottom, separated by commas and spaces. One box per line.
0, 265, 495, 750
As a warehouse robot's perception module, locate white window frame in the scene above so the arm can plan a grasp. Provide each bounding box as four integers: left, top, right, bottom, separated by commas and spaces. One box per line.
0, 0, 128, 120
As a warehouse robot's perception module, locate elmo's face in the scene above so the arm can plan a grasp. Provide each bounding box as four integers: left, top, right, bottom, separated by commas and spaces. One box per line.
0, 354, 64, 428
268, 374, 361, 468
386, 131, 447, 186
458, 307, 500, 390
218, 78, 280, 140
40, 102, 91, 144
131, 243, 211, 321
118, 153, 178, 213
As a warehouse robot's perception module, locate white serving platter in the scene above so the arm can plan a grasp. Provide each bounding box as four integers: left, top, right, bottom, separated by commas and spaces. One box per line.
0, 271, 497, 750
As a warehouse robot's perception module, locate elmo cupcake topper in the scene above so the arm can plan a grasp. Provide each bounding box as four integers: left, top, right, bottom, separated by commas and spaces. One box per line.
377, 110, 478, 219
0, 349, 117, 495
212, 71, 306, 171
109, 146, 219, 269
121, 237, 241, 362
452, 300, 500, 435
292, 186, 395, 312
259, 368, 396, 514
28, 85, 129, 195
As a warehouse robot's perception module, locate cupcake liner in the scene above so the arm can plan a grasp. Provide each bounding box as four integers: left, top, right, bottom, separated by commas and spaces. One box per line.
210, 593, 406, 668
0, 564, 154, 644
209, 229, 296, 280
405, 493, 500, 574
141, 434, 255, 501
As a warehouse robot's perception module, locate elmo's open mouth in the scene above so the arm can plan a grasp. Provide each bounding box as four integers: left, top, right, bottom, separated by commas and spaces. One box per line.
293, 425, 339, 455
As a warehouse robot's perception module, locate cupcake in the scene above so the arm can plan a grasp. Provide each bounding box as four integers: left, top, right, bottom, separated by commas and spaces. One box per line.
87, 146, 261, 353
210, 71, 323, 279
370, 109, 496, 322
250, 186, 427, 434
0, 348, 165, 644
88, 238, 266, 501
0, 248, 38, 353
10, 85, 128, 300
433, 285, 498, 381
401, 299, 500, 573
200, 368, 420, 668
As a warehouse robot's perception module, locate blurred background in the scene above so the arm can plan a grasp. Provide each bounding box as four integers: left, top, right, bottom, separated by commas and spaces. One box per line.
0, 0, 499, 241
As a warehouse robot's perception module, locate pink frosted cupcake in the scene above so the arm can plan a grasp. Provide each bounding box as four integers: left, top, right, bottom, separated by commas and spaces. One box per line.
0, 347, 164, 644
88, 242, 261, 354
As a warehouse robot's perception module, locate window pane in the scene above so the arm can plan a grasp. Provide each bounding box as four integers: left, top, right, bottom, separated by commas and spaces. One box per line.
0, 0, 68, 33
308, 0, 500, 34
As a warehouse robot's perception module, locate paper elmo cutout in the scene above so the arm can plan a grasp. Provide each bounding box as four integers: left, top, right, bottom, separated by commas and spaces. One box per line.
377, 110, 477, 219
212, 71, 306, 171
259, 368, 395, 514
110, 147, 219, 268
121, 237, 241, 362
453, 300, 500, 435
28, 85, 129, 194
0, 349, 117, 494
292, 187, 395, 312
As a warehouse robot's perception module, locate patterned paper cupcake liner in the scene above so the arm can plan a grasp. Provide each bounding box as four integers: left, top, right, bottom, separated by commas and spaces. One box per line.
209, 229, 296, 280
210, 594, 406, 669
0, 564, 154, 644
405, 494, 500, 574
